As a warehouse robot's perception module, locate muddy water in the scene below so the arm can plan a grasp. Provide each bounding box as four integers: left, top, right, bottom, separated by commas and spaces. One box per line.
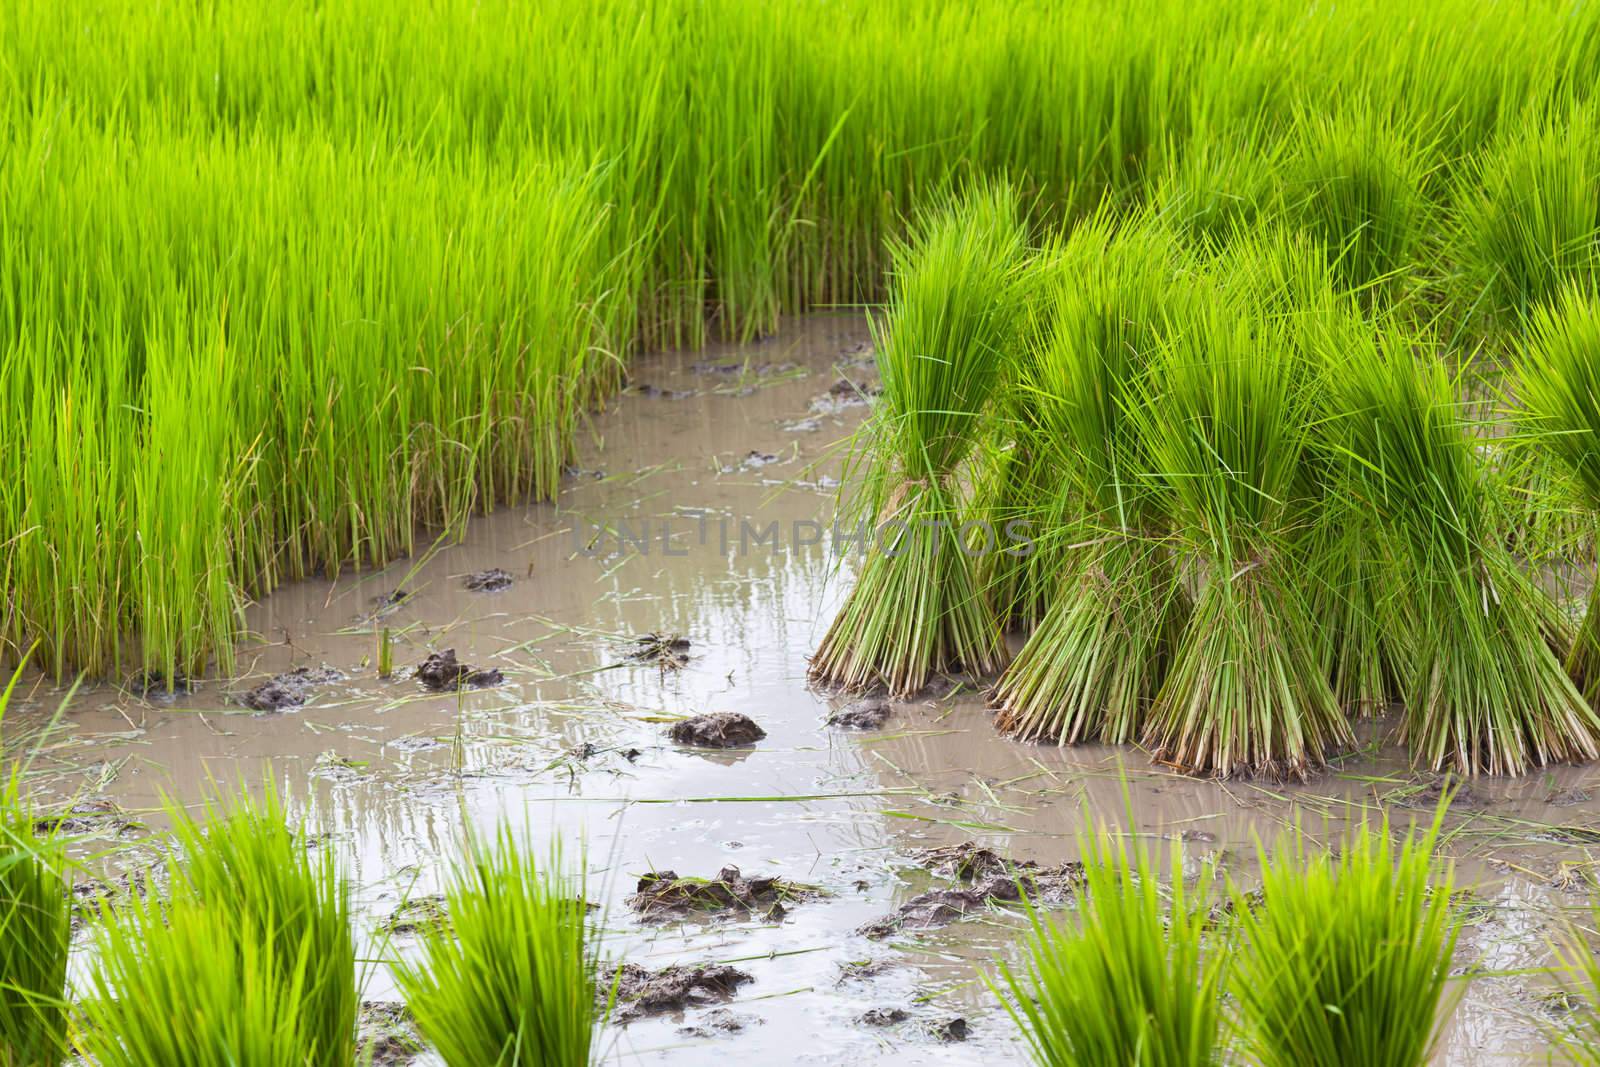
11, 313, 1600, 1065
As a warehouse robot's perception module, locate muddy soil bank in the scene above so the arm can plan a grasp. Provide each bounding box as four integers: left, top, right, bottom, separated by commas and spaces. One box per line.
9, 313, 1600, 1065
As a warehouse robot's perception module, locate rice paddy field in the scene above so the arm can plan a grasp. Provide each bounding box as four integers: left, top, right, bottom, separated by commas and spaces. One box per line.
11, 0, 1600, 1063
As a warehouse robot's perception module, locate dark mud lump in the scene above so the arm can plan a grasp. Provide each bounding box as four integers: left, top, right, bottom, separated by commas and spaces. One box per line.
668, 711, 765, 748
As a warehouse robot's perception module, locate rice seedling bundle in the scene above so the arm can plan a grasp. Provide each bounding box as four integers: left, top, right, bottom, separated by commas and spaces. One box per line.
995, 827, 1227, 1067
990, 218, 1192, 745
1515, 288, 1600, 705
810, 184, 1027, 696
1230, 812, 1460, 1067
1127, 288, 1350, 779
393, 830, 596, 1067
0, 661, 68, 1067
1329, 328, 1600, 774
1455, 101, 1600, 333
80, 786, 356, 1065
80, 891, 322, 1067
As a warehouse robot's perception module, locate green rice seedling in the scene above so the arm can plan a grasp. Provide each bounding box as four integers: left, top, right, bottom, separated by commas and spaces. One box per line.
79, 889, 318, 1067
165, 785, 357, 1067
1515, 288, 1600, 704
393, 829, 596, 1067
994, 824, 1227, 1066
990, 218, 1192, 745
1328, 326, 1600, 774
0, 663, 69, 1067
1230, 810, 1460, 1067
1130, 293, 1350, 778
1454, 101, 1600, 334
1283, 104, 1432, 301
810, 183, 1027, 696
1551, 905, 1600, 1066
1150, 118, 1286, 247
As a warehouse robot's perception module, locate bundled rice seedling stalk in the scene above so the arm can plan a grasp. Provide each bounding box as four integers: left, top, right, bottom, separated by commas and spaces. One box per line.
994, 822, 1227, 1066
165, 785, 357, 1067
810, 183, 1027, 696
1130, 293, 1350, 778
1454, 100, 1600, 335
0, 664, 69, 1067
80, 890, 319, 1066
1283, 103, 1432, 301
393, 829, 597, 1067
1515, 287, 1600, 705
990, 218, 1192, 745
1230, 810, 1460, 1067
1330, 326, 1600, 773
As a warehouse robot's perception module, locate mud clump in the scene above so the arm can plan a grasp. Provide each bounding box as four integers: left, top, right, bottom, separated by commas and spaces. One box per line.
668, 712, 766, 748
827, 698, 892, 730
414, 649, 503, 691
627, 865, 815, 922
859, 1007, 910, 1026
379, 894, 450, 937
608, 962, 754, 1023
859, 843, 1083, 940
629, 632, 691, 669
677, 1007, 752, 1037
36, 799, 140, 838
241, 666, 341, 712
462, 567, 514, 592
358, 1001, 421, 1066
129, 669, 193, 701
930, 1018, 969, 1043
630, 382, 693, 400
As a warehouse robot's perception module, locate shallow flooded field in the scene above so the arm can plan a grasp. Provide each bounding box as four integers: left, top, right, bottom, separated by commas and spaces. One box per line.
11, 314, 1600, 1065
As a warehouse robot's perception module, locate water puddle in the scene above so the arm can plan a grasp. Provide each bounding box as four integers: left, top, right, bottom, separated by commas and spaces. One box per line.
10, 313, 1599, 1064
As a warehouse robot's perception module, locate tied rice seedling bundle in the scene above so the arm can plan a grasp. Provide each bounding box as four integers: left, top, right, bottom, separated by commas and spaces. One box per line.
1230, 810, 1460, 1067
1130, 293, 1350, 779
994, 822, 1227, 1066
0, 666, 69, 1067
1454, 100, 1600, 335
166, 786, 357, 1067
990, 218, 1192, 745
1331, 328, 1600, 774
81, 786, 355, 1066
1283, 103, 1432, 301
810, 183, 1028, 696
393, 829, 597, 1067
1515, 287, 1600, 705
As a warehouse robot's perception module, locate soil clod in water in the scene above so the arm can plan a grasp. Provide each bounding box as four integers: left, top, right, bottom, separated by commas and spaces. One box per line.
240, 666, 341, 712
609, 962, 755, 1023
414, 649, 503, 690
827, 698, 892, 730
859, 844, 1083, 939
627, 865, 815, 922
858, 1007, 911, 1027
462, 567, 514, 592
668, 711, 766, 748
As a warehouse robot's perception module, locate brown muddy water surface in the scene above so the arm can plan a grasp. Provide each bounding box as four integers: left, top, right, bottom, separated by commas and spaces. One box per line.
11, 313, 1600, 1065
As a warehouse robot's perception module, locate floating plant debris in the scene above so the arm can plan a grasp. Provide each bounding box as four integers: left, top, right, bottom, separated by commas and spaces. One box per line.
462, 568, 514, 592
629, 632, 692, 669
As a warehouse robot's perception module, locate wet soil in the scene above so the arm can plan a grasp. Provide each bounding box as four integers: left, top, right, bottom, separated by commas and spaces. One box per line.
667, 712, 766, 749
610, 962, 755, 1023
240, 666, 342, 712
413, 649, 503, 691
7, 313, 1599, 1065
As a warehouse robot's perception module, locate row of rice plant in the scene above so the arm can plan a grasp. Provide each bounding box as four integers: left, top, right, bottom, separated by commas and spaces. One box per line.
998, 812, 1460, 1067
817, 183, 1600, 776
8, 0, 1600, 678
0, 760, 597, 1064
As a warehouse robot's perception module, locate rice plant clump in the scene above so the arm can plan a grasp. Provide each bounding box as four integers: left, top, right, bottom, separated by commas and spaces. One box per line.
995, 827, 1227, 1066
167, 786, 357, 1067
810, 183, 1028, 696
1516, 288, 1600, 705
1230, 812, 1460, 1067
1455, 102, 1600, 332
394, 829, 596, 1067
1331, 327, 1600, 774
1130, 294, 1351, 778
0, 661, 69, 1067
990, 219, 1192, 745
80, 785, 355, 1065
80, 891, 317, 1067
